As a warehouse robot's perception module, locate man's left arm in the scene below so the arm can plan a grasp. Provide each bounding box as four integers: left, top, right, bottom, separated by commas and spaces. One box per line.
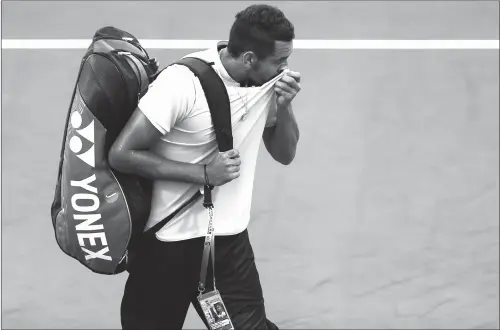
263, 71, 301, 165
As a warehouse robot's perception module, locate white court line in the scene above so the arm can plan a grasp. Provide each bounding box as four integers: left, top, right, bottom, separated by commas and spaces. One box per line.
1, 39, 499, 49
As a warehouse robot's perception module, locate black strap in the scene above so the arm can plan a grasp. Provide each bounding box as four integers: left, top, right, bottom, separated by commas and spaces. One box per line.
144, 190, 202, 236
174, 57, 233, 152
145, 56, 233, 235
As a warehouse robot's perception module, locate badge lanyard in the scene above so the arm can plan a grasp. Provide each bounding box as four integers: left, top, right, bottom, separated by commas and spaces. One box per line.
199, 184, 216, 295
198, 201, 216, 295
197, 184, 235, 330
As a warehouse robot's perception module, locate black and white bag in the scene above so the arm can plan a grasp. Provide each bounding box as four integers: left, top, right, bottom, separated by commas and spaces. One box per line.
50, 27, 233, 275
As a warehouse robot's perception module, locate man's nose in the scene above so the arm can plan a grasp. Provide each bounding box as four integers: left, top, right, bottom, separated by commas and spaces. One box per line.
278, 64, 289, 73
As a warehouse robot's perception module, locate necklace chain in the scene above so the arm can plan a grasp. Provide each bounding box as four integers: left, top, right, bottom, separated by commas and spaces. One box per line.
235, 87, 249, 120
220, 48, 250, 120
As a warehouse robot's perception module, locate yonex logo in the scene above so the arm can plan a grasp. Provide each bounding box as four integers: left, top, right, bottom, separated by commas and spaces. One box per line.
71, 174, 112, 261
68, 110, 112, 262
69, 111, 95, 168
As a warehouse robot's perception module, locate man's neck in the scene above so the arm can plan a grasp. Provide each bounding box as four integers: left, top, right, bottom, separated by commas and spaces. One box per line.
219, 48, 248, 84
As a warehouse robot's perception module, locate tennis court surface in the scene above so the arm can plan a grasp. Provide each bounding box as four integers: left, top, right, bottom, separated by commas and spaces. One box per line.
1, 1, 499, 329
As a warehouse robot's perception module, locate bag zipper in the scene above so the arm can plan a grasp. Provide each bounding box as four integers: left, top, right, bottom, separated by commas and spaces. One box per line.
93, 35, 150, 59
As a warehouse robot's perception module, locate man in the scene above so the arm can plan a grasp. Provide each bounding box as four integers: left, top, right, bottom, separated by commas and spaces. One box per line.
215, 303, 228, 320
108, 4, 301, 329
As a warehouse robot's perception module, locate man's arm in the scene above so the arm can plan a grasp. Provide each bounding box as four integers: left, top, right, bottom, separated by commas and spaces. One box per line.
108, 66, 241, 186
262, 70, 301, 165
263, 103, 299, 165
108, 108, 207, 184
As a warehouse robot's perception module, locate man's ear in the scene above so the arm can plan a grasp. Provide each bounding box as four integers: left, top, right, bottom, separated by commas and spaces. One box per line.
242, 51, 258, 68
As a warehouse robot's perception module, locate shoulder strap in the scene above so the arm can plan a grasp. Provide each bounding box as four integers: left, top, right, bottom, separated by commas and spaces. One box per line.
144, 56, 233, 235
174, 56, 233, 152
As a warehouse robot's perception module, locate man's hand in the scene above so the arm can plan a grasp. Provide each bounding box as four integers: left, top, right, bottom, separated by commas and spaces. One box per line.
205, 149, 241, 186
263, 70, 301, 165
274, 70, 301, 108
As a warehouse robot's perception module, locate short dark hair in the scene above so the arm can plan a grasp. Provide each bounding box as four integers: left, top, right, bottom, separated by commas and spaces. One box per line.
227, 4, 295, 59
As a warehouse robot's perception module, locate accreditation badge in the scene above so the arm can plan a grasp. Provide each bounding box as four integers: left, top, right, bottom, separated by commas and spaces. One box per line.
198, 289, 234, 330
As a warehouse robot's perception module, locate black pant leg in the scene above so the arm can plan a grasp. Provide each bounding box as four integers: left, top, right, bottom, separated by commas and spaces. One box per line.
191, 230, 278, 329
121, 235, 205, 330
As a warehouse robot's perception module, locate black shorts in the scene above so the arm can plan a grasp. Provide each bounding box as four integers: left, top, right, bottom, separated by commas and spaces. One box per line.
120, 229, 278, 330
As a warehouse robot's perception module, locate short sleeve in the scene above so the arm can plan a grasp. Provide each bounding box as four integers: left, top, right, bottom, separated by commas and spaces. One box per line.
139, 64, 196, 135
265, 93, 278, 128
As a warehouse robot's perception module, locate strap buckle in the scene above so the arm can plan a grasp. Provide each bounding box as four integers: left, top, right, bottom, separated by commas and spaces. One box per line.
198, 282, 205, 295
203, 184, 214, 209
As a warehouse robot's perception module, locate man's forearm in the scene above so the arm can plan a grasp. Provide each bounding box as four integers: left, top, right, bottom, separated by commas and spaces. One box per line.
264, 104, 300, 165
109, 150, 206, 185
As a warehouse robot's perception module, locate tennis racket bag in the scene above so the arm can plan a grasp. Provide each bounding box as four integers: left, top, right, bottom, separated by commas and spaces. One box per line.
50, 27, 233, 275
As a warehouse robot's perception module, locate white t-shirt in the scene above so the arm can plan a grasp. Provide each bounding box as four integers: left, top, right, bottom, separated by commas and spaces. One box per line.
138, 43, 285, 242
